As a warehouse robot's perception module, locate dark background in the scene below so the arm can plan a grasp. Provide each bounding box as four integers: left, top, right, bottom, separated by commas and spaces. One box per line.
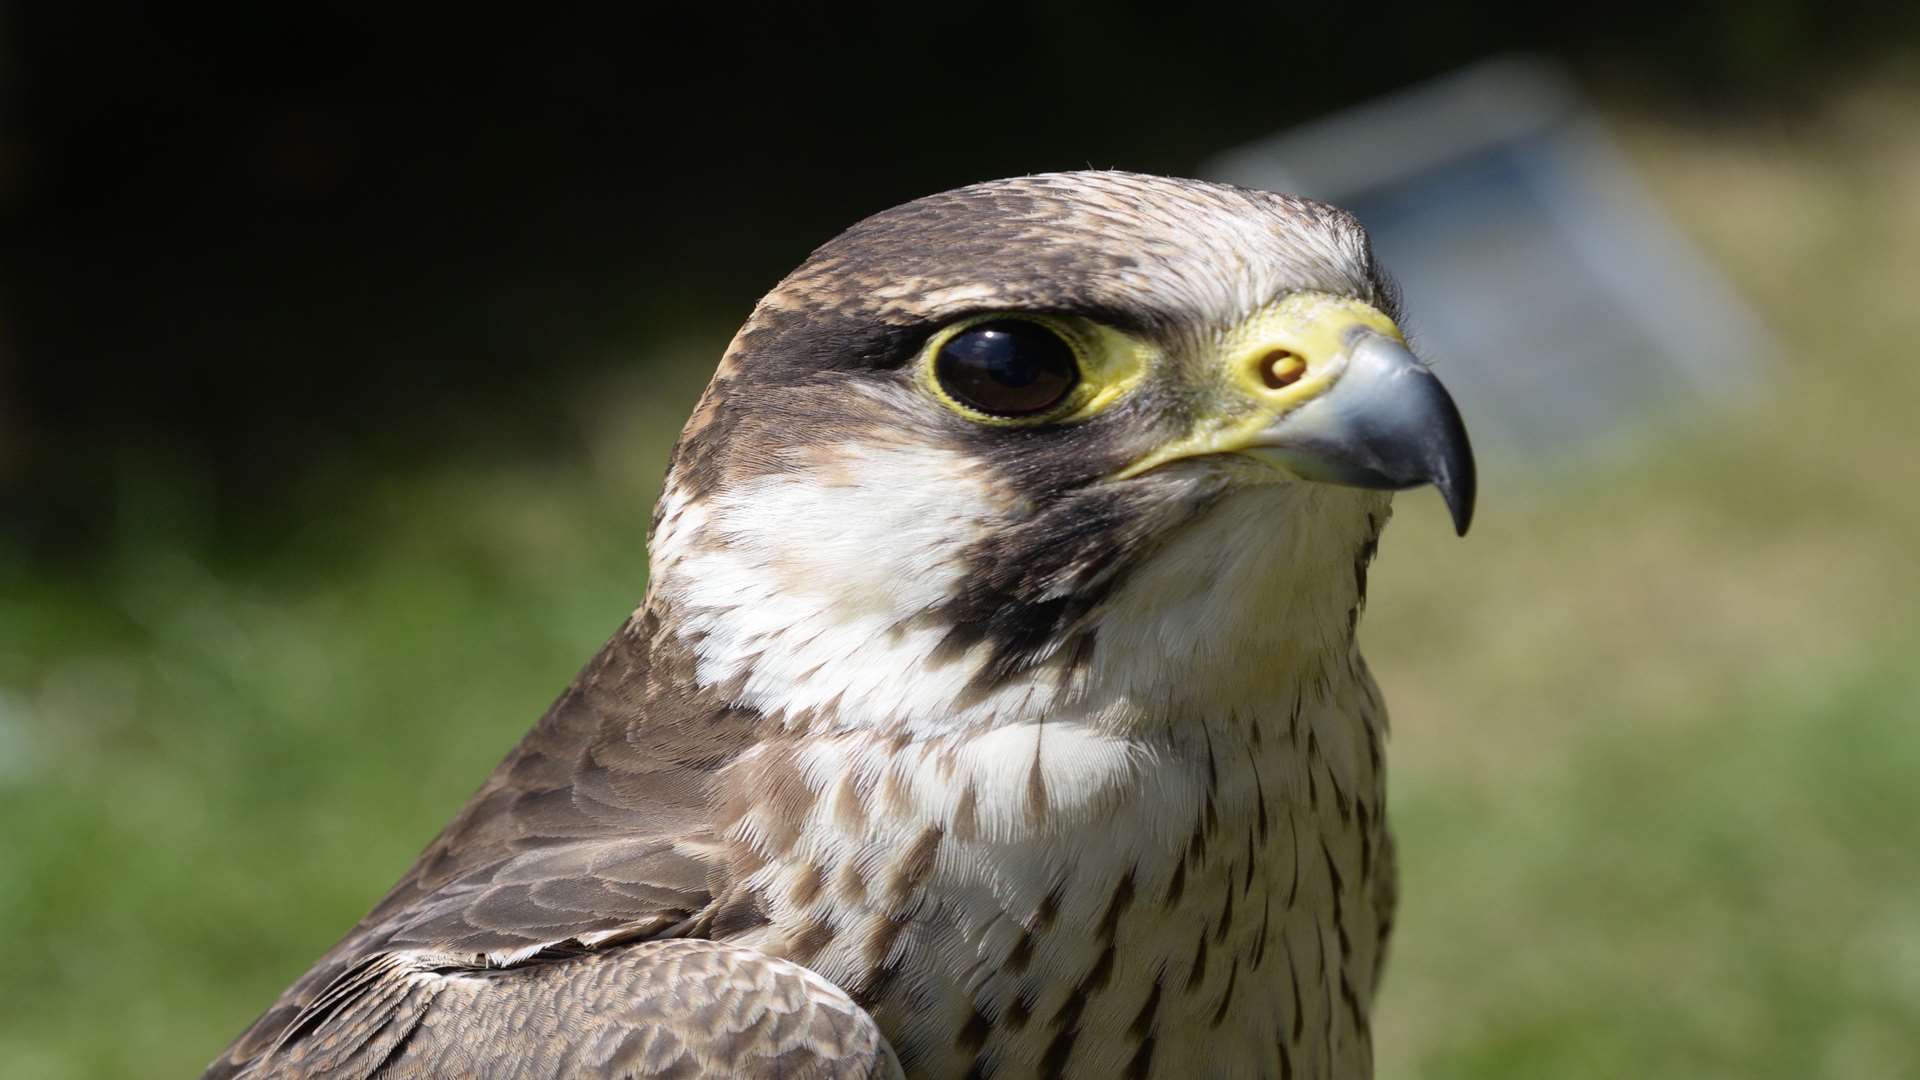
3, 2, 1904, 553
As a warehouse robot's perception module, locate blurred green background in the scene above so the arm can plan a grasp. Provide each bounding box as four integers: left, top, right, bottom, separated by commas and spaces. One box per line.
3, 6, 1918, 1077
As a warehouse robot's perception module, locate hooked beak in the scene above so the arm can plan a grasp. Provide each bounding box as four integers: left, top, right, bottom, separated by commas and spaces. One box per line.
1116, 292, 1477, 535
1251, 330, 1476, 535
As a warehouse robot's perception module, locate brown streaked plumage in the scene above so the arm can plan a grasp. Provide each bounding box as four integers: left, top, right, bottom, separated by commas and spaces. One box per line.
206, 171, 1474, 1079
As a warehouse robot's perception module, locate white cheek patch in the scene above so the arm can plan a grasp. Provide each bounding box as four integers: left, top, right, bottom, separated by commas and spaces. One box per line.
653, 441, 1051, 732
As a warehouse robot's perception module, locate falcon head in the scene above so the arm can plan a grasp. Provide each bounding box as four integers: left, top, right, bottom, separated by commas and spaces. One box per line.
649, 171, 1473, 736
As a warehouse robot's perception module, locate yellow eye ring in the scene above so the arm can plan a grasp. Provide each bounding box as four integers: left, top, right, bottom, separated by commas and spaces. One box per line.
919, 313, 1152, 426
921, 314, 1085, 424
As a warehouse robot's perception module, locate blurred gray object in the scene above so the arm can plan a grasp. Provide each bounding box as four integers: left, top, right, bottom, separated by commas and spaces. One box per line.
1205, 56, 1772, 471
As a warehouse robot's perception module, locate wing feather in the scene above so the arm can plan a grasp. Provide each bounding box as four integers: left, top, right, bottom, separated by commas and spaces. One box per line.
205, 611, 789, 1078
239, 942, 900, 1080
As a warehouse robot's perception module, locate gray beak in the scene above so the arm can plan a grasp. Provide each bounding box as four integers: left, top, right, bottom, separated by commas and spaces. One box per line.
1255, 332, 1477, 535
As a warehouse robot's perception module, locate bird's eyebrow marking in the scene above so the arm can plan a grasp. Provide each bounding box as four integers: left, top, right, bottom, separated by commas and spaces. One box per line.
910, 300, 1170, 342
1042, 301, 1183, 340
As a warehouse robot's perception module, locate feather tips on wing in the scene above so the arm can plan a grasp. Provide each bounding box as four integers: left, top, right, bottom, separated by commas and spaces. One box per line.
205, 612, 794, 1078
240, 941, 901, 1080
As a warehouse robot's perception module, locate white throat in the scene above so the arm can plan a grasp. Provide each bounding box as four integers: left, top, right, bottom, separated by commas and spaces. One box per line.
647, 442, 1387, 742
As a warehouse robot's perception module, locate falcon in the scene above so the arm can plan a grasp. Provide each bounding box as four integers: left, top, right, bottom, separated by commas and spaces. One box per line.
205, 171, 1475, 1080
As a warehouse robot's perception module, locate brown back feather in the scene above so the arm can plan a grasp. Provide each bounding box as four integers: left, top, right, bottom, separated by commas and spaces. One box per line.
206, 606, 762, 1077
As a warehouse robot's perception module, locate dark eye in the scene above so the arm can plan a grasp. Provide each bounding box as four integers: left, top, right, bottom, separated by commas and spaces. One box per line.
933, 320, 1080, 418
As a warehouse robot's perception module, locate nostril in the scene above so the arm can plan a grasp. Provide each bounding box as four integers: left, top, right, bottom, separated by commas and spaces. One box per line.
1258, 350, 1306, 391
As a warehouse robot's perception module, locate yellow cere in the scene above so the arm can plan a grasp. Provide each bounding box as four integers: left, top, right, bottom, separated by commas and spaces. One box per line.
919, 312, 1155, 426
1113, 292, 1405, 480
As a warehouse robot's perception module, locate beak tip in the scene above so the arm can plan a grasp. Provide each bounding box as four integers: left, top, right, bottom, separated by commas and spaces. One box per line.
1427, 372, 1476, 538
1441, 462, 1476, 537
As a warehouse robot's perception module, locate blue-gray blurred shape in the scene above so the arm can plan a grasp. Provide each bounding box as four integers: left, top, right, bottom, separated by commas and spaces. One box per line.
1204, 56, 1772, 472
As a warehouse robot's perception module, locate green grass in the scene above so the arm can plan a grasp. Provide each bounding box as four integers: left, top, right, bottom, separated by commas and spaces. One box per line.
5, 82, 1919, 1077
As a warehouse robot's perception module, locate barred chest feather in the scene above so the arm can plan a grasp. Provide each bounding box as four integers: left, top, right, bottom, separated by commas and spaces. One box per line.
652, 462, 1397, 1079
723, 676, 1391, 1080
